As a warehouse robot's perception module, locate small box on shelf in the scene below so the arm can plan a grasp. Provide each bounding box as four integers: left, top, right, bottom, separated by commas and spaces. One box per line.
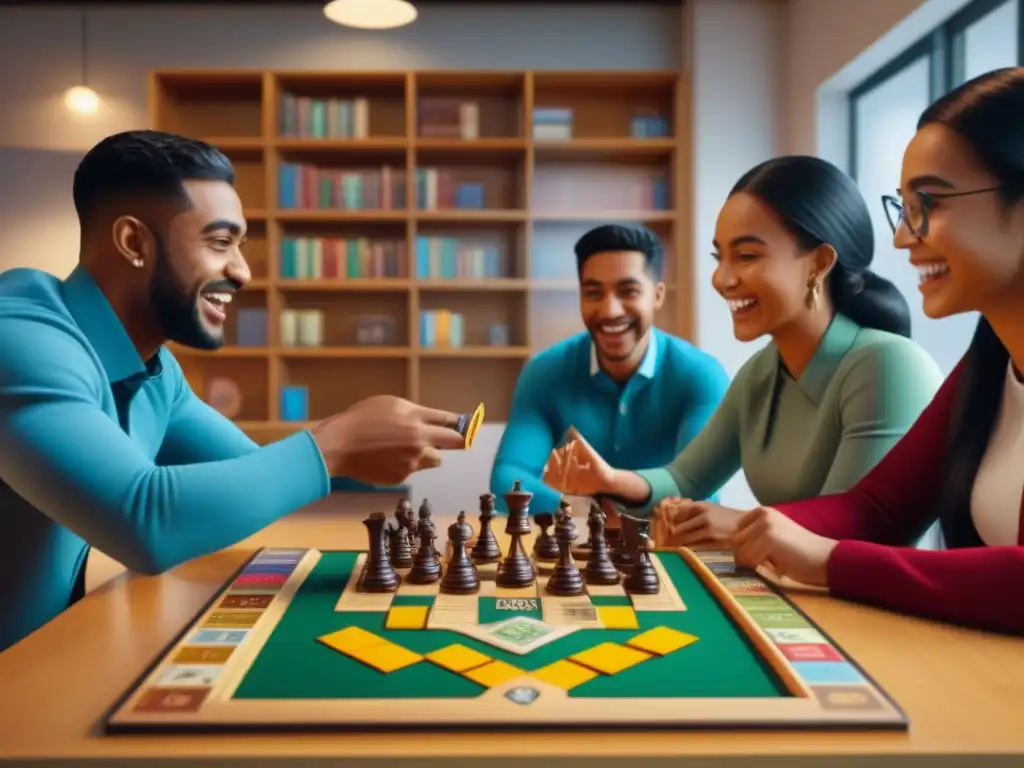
280, 385, 309, 421
356, 315, 398, 346
281, 235, 407, 280
532, 108, 573, 140
629, 113, 671, 138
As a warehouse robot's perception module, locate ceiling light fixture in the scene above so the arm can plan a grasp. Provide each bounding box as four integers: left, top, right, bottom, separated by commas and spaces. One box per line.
65, 5, 100, 115
323, 0, 418, 30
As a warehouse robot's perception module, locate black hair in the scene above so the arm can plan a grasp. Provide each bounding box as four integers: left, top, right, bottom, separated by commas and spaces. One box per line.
918, 67, 1024, 549
574, 224, 665, 281
72, 130, 235, 230
730, 155, 912, 338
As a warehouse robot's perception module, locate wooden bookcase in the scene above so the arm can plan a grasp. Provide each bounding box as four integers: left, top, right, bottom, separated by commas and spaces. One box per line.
148, 70, 692, 444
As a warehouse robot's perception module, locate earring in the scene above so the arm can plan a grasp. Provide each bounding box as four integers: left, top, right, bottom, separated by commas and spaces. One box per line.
132, 258, 144, 268
805, 276, 820, 309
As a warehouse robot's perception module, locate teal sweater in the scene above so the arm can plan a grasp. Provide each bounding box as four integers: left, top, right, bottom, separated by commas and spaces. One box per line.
0, 266, 332, 651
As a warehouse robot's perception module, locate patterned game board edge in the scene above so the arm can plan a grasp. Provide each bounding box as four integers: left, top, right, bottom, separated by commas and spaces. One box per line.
675, 547, 910, 729
99, 546, 318, 734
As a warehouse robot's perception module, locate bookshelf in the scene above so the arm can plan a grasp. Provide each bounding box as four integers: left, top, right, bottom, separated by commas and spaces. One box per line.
149, 70, 692, 444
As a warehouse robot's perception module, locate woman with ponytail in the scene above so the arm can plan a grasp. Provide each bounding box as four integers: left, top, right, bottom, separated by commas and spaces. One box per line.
719, 68, 1024, 636
544, 155, 942, 543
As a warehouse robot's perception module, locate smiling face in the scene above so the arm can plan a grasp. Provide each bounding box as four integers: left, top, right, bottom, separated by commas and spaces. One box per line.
149, 179, 250, 349
894, 123, 1024, 319
579, 250, 665, 368
712, 192, 834, 342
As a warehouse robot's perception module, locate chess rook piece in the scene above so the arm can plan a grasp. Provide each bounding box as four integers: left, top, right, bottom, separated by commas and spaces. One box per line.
532, 511, 560, 562
622, 516, 660, 594
360, 512, 399, 592
495, 480, 537, 588
584, 507, 620, 586
471, 492, 502, 563
388, 522, 414, 568
546, 505, 585, 596
441, 511, 480, 594
407, 515, 441, 584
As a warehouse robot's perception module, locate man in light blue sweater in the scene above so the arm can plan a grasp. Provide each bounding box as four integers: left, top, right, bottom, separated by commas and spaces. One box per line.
0, 130, 466, 652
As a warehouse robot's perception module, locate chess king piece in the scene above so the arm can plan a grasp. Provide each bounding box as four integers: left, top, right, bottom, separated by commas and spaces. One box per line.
471, 492, 502, 564
388, 521, 414, 568
495, 480, 537, 588
546, 504, 585, 596
621, 515, 660, 594
584, 506, 620, 586
360, 512, 400, 592
441, 511, 480, 594
407, 514, 442, 584
532, 511, 560, 562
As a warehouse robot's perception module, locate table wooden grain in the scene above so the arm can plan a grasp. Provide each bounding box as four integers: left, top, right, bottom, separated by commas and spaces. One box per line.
1, 492, 1022, 766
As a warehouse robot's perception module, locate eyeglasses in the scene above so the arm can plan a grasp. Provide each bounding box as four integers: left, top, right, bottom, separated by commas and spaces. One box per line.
882, 187, 1004, 237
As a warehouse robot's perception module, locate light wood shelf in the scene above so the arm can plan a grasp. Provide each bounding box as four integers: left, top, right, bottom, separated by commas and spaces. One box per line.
150, 69, 691, 443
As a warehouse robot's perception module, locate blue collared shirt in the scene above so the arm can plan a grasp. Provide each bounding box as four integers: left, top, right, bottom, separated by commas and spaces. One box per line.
490, 329, 730, 513
0, 266, 331, 651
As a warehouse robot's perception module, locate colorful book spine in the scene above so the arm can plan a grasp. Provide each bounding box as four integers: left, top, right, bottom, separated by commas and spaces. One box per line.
415, 169, 485, 209
279, 94, 371, 139
419, 310, 465, 348
414, 236, 503, 279
280, 237, 407, 279
278, 164, 406, 210
280, 309, 325, 347
417, 98, 480, 139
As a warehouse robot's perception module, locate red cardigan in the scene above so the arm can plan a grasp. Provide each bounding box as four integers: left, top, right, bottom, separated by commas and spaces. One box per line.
774, 363, 1024, 635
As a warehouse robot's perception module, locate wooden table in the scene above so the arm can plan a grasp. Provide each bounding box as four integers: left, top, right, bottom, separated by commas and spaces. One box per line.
1, 492, 1022, 766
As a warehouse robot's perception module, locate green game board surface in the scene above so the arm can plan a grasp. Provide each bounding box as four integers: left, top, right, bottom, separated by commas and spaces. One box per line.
232, 552, 788, 700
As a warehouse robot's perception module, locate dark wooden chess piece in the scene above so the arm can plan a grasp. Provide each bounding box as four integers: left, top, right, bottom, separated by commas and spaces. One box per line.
532, 511, 560, 562
584, 507, 620, 586
546, 505, 585, 596
407, 514, 441, 584
495, 480, 537, 588
610, 513, 633, 572
418, 498, 441, 563
441, 511, 480, 594
621, 515, 660, 594
396, 498, 416, 550
471, 492, 502, 564
388, 521, 414, 568
360, 512, 399, 592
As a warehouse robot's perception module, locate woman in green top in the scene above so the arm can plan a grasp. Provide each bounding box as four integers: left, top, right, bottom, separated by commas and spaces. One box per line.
545, 155, 942, 544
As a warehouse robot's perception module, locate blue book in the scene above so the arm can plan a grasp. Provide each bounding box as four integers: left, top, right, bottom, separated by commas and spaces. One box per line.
280, 386, 309, 421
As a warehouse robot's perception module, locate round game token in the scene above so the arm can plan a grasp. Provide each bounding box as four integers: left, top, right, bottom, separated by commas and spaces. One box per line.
462, 402, 484, 449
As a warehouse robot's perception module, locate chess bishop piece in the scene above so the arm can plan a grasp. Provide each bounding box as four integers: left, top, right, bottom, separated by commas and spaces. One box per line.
471, 492, 502, 564
495, 480, 537, 588
407, 515, 442, 584
360, 512, 399, 592
546, 504, 585, 596
584, 506, 620, 586
441, 511, 480, 594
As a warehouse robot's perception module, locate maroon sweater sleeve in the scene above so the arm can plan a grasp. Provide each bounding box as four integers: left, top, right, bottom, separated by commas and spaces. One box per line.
774, 362, 1024, 635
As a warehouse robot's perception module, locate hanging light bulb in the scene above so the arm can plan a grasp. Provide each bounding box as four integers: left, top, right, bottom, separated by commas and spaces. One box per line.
323, 0, 417, 30
65, 84, 100, 115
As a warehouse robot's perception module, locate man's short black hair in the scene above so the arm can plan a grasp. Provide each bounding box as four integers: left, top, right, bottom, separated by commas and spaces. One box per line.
573, 224, 665, 280
72, 130, 235, 229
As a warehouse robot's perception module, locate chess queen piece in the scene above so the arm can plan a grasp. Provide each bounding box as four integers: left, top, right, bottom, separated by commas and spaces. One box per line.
546, 505, 585, 596
471, 492, 502, 564
584, 507, 620, 586
495, 480, 537, 588
360, 512, 399, 592
532, 511, 560, 562
407, 514, 441, 584
441, 511, 480, 594
622, 516, 660, 595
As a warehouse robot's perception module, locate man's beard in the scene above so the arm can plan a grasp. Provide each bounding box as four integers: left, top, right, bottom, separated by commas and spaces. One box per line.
148, 238, 225, 350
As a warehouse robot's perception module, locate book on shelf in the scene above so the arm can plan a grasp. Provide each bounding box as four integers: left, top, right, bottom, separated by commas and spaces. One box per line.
279, 93, 370, 139
532, 107, 573, 140
415, 236, 504, 279
280, 385, 309, 421
629, 114, 670, 137
415, 168, 485, 209
281, 236, 408, 279
278, 163, 407, 210
418, 98, 480, 139
281, 309, 324, 347
236, 308, 268, 346
420, 309, 464, 348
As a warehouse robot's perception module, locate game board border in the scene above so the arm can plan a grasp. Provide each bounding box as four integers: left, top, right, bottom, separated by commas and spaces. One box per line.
101, 546, 909, 735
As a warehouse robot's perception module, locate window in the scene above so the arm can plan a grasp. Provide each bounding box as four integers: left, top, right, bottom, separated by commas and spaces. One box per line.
954, 0, 1020, 84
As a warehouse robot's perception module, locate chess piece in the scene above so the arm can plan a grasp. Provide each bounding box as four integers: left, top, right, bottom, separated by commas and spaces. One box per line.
495, 480, 537, 588
611, 520, 633, 572
471, 492, 502, 563
546, 505, 585, 596
622, 516, 660, 594
441, 511, 480, 594
360, 512, 399, 592
388, 521, 414, 568
532, 511, 560, 561
418, 498, 441, 563
396, 499, 416, 549
407, 514, 441, 583
584, 507, 620, 586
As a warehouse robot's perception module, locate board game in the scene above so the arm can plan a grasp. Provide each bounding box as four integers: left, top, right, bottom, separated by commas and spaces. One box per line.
103, 484, 907, 733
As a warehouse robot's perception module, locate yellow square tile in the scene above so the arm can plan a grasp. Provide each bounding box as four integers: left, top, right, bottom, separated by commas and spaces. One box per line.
385, 605, 430, 630
570, 642, 651, 675
317, 626, 384, 655
349, 641, 423, 673
627, 626, 699, 656
597, 605, 639, 630
425, 643, 492, 673
462, 659, 524, 688
531, 659, 598, 690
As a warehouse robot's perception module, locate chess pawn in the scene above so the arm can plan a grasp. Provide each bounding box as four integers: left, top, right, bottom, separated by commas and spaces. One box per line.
546, 506, 585, 596
584, 509, 620, 586
360, 512, 399, 592
471, 492, 502, 563
441, 512, 480, 594
532, 511, 560, 562
388, 522, 414, 568
407, 516, 441, 584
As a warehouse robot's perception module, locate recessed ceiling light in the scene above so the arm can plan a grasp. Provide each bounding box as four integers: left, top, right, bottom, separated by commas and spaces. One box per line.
323, 0, 418, 30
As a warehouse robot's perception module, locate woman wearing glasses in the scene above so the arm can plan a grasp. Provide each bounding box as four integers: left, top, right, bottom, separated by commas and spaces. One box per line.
544, 154, 941, 542
724, 67, 1024, 635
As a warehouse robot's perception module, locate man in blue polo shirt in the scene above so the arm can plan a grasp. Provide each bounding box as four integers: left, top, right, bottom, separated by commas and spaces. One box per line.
490, 224, 729, 513
0, 130, 465, 652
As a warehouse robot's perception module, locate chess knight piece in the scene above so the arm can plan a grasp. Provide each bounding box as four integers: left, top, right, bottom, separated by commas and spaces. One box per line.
495, 480, 537, 588
471, 492, 503, 564
360, 512, 399, 592
441, 511, 480, 594
546, 504, 585, 596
